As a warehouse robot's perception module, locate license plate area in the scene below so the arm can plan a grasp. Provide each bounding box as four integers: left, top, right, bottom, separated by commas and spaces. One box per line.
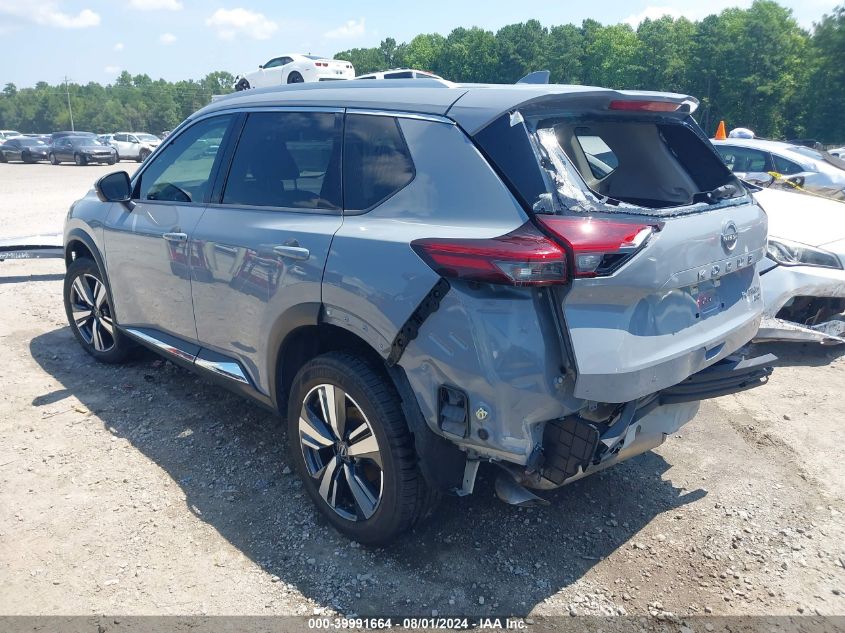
691, 283, 722, 319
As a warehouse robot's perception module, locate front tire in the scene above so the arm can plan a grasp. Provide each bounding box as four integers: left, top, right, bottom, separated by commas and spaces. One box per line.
63, 257, 133, 364
137, 149, 150, 163
73, 153, 86, 166
49, 153, 59, 165
287, 71, 304, 84
287, 352, 437, 544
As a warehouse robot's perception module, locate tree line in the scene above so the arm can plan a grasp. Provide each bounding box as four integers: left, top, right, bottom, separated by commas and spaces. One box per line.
1, 1, 843, 143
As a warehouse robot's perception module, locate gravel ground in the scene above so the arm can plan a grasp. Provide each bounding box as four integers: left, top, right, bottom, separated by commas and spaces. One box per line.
1, 162, 844, 618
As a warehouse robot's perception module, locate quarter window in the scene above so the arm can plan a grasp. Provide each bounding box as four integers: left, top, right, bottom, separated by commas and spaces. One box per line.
222, 111, 342, 210
343, 114, 415, 211
137, 115, 232, 204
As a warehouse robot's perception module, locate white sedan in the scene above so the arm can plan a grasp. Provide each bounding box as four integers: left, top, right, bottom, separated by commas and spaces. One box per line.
753, 187, 845, 344
234, 54, 354, 90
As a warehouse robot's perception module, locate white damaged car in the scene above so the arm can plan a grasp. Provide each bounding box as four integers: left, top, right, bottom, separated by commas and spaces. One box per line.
754, 187, 845, 344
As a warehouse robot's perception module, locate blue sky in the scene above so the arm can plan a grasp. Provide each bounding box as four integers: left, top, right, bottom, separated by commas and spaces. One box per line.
0, 0, 838, 87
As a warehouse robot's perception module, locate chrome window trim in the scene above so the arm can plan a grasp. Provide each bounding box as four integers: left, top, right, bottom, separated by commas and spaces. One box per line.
346, 109, 455, 125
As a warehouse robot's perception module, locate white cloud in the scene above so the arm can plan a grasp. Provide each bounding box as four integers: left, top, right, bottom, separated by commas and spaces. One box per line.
159, 32, 176, 44
323, 18, 365, 40
113, 41, 124, 51
129, 0, 182, 9
104, 65, 121, 74
623, 6, 684, 27
0, 1, 100, 28
205, 8, 278, 40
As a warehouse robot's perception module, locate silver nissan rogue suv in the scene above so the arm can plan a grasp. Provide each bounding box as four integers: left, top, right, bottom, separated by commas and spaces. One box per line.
63, 80, 773, 544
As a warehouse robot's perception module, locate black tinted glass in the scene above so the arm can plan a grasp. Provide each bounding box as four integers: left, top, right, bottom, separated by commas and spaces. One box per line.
343, 114, 414, 211
223, 111, 341, 210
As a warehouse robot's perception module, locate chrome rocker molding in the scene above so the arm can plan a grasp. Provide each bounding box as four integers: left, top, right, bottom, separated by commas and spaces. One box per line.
194, 357, 251, 385
124, 327, 252, 386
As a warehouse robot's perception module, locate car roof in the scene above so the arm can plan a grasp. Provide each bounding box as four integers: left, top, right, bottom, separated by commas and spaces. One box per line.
195, 80, 697, 135
712, 137, 812, 156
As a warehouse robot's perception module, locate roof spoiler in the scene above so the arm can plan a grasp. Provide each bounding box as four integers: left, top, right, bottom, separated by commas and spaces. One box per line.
516, 71, 550, 85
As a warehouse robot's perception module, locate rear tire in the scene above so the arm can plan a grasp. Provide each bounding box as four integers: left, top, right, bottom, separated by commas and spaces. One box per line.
287, 71, 304, 84
287, 352, 438, 544
63, 257, 134, 364
0, 152, 6, 163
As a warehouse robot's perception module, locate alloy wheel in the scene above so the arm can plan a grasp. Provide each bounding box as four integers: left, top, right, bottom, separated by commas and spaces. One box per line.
298, 384, 384, 521
69, 273, 116, 352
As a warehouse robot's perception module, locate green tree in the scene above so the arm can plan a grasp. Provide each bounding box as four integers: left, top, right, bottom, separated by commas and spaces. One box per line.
495, 20, 548, 82
804, 5, 845, 141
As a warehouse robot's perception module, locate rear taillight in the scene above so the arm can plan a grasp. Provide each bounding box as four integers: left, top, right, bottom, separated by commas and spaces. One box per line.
536, 216, 657, 277
608, 100, 680, 112
316, 62, 328, 67
411, 222, 567, 286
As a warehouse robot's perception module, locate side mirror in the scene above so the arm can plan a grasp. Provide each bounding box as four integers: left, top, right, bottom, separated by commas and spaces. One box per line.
742, 172, 775, 187
258, 64, 264, 69
95, 171, 132, 203
786, 175, 805, 188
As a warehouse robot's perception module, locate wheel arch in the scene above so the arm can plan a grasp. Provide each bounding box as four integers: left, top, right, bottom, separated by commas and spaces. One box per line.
274, 320, 466, 492
64, 229, 120, 322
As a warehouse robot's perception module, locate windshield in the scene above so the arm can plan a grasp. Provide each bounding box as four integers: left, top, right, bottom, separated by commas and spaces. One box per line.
136, 133, 159, 142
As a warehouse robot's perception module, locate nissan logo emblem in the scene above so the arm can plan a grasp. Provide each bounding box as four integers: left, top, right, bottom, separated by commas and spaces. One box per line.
721, 221, 739, 252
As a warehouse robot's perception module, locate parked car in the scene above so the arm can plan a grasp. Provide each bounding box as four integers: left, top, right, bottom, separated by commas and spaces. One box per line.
0, 136, 50, 163
830, 147, 845, 159
713, 138, 845, 200
0, 130, 22, 141
355, 68, 444, 80
233, 53, 354, 90
110, 132, 161, 162
63, 81, 773, 543
49, 136, 116, 165
751, 188, 845, 344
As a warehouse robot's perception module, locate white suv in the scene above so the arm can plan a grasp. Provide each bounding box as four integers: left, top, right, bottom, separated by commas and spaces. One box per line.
234, 54, 354, 90
111, 132, 161, 162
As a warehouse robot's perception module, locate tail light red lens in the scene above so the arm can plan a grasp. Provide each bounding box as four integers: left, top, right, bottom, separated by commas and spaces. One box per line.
411, 222, 567, 286
536, 216, 658, 277
608, 100, 681, 112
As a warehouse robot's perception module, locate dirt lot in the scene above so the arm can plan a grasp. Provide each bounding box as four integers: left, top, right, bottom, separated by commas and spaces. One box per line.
1, 162, 844, 618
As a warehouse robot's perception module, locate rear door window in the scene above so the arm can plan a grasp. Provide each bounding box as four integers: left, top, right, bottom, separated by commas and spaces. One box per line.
222, 111, 342, 211
716, 146, 773, 173
136, 114, 232, 204
343, 114, 415, 211
772, 154, 804, 175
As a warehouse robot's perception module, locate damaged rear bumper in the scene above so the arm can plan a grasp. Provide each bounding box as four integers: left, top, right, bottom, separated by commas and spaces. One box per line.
529, 352, 775, 490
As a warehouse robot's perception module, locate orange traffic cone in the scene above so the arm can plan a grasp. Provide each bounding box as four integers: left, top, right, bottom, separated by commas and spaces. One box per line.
714, 120, 727, 140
